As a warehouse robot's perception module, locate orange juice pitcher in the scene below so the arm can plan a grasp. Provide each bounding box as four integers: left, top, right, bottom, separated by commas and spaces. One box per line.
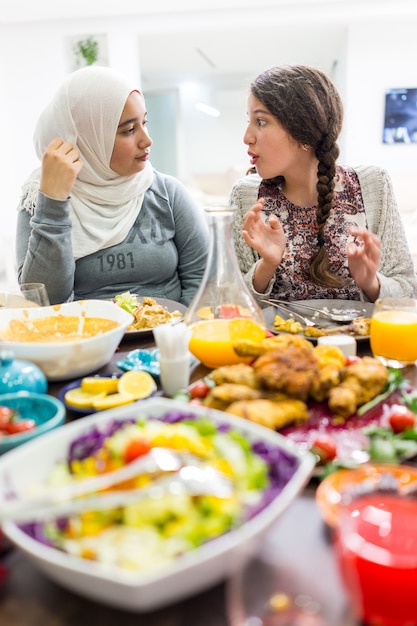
184, 206, 266, 368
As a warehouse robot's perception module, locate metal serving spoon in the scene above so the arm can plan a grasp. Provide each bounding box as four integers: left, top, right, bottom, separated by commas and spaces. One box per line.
0, 447, 232, 523
266, 299, 362, 323
260, 299, 316, 327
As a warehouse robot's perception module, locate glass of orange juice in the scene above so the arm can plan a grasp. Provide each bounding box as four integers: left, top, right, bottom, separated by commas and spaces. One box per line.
370, 297, 417, 368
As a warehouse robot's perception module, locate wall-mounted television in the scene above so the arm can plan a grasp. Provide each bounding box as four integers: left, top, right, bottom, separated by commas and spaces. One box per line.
383, 88, 417, 143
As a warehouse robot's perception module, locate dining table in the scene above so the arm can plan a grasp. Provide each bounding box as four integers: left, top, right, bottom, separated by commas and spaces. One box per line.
1, 328, 416, 626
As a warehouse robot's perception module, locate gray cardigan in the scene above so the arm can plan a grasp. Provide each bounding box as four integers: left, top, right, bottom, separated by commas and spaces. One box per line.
230, 165, 417, 301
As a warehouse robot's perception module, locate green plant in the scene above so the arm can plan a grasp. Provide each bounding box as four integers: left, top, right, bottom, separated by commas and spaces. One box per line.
74, 36, 99, 66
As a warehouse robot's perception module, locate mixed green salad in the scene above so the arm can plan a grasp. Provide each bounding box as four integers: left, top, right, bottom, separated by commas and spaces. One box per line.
21, 408, 299, 574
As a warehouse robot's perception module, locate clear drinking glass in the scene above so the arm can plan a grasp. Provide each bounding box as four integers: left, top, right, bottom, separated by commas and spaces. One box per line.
370, 297, 417, 368
19, 283, 50, 307
334, 482, 417, 625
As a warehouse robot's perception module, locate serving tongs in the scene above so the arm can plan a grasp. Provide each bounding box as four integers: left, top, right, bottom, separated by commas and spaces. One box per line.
265, 299, 360, 323
0, 447, 232, 523
260, 299, 316, 327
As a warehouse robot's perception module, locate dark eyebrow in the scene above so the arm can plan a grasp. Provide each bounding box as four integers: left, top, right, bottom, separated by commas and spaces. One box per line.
117, 117, 138, 129
253, 107, 272, 115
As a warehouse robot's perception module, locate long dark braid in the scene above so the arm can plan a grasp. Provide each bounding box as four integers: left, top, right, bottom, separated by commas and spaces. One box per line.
251, 65, 351, 288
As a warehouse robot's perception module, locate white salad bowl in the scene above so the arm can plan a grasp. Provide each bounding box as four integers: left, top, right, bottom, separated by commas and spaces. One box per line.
0, 299, 134, 381
0, 397, 315, 611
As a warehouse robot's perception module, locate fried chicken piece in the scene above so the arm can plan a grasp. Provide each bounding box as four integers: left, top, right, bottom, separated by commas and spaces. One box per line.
203, 383, 262, 411
319, 317, 371, 337
328, 356, 388, 418
349, 317, 371, 336
310, 345, 346, 402
208, 363, 259, 388
225, 398, 309, 430
304, 326, 327, 338
253, 343, 319, 399
233, 333, 314, 359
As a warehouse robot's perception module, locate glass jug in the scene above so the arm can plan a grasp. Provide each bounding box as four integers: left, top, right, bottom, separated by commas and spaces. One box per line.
184, 206, 266, 368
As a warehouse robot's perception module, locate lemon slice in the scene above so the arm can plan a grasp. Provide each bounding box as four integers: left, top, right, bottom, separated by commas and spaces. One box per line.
81, 376, 119, 395
117, 371, 157, 400
64, 387, 107, 409
92, 392, 136, 410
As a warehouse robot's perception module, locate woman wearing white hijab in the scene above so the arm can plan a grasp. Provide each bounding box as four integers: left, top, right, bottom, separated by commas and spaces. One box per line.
16, 66, 209, 305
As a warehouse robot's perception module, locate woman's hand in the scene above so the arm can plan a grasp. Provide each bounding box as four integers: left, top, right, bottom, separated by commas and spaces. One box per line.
39, 137, 83, 200
242, 197, 286, 293
242, 198, 286, 265
347, 226, 381, 302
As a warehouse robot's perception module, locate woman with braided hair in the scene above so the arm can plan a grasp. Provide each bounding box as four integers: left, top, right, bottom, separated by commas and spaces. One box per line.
231, 64, 417, 303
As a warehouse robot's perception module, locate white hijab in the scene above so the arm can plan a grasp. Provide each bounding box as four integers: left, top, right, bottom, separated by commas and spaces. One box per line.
21, 66, 154, 260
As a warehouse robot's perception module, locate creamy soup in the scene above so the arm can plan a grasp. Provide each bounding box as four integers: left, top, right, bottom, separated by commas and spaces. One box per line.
0, 315, 119, 343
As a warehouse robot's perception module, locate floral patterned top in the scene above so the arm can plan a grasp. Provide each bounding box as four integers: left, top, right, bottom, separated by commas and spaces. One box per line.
231, 164, 417, 303
258, 166, 365, 301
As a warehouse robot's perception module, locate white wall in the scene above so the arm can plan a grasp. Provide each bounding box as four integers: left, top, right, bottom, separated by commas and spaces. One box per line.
0, 17, 142, 285
1, 10, 417, 283
344, 17, 417, 176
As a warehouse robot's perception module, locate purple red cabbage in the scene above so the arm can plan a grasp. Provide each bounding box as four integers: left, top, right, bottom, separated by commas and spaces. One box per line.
68, 418, 136, 465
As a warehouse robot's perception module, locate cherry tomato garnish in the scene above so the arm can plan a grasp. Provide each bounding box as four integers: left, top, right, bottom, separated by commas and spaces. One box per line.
5, 419, 36, 435
310, 434, 337, 464
188, 381, 211, 400
388, 405, 416, 434
0, 406, 15, 419
123, 439, 152, 463
345, 355, 361, 366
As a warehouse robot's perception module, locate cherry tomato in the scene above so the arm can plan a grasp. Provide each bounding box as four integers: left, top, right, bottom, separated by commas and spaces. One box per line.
345, 355, 361, 366
0, 416, 12, 431
123, 439, 152, 463
0, 406, 19, 433
388, 405, 416, 434
310, 434, 337, 464
5, 419, 36, 435
188, 381, 211, 400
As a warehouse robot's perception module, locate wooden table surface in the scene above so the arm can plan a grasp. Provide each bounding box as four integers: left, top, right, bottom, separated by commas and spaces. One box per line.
1, 332, 415, 626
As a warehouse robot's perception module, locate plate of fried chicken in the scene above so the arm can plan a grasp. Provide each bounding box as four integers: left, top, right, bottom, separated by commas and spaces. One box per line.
198, 334, 398, 470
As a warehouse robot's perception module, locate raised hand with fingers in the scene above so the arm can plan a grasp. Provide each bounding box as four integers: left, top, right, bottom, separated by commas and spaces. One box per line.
347, 226, 381, 302
40, 137, 83, 201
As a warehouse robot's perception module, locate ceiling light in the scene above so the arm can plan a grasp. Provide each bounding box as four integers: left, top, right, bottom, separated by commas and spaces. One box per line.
195, 102, 220, 117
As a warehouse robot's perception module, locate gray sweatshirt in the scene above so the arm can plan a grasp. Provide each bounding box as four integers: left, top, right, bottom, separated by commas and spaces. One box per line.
16, 170, 209, 306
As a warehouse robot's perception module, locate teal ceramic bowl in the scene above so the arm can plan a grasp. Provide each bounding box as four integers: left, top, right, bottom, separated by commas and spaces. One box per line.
0, 391, 65, 454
